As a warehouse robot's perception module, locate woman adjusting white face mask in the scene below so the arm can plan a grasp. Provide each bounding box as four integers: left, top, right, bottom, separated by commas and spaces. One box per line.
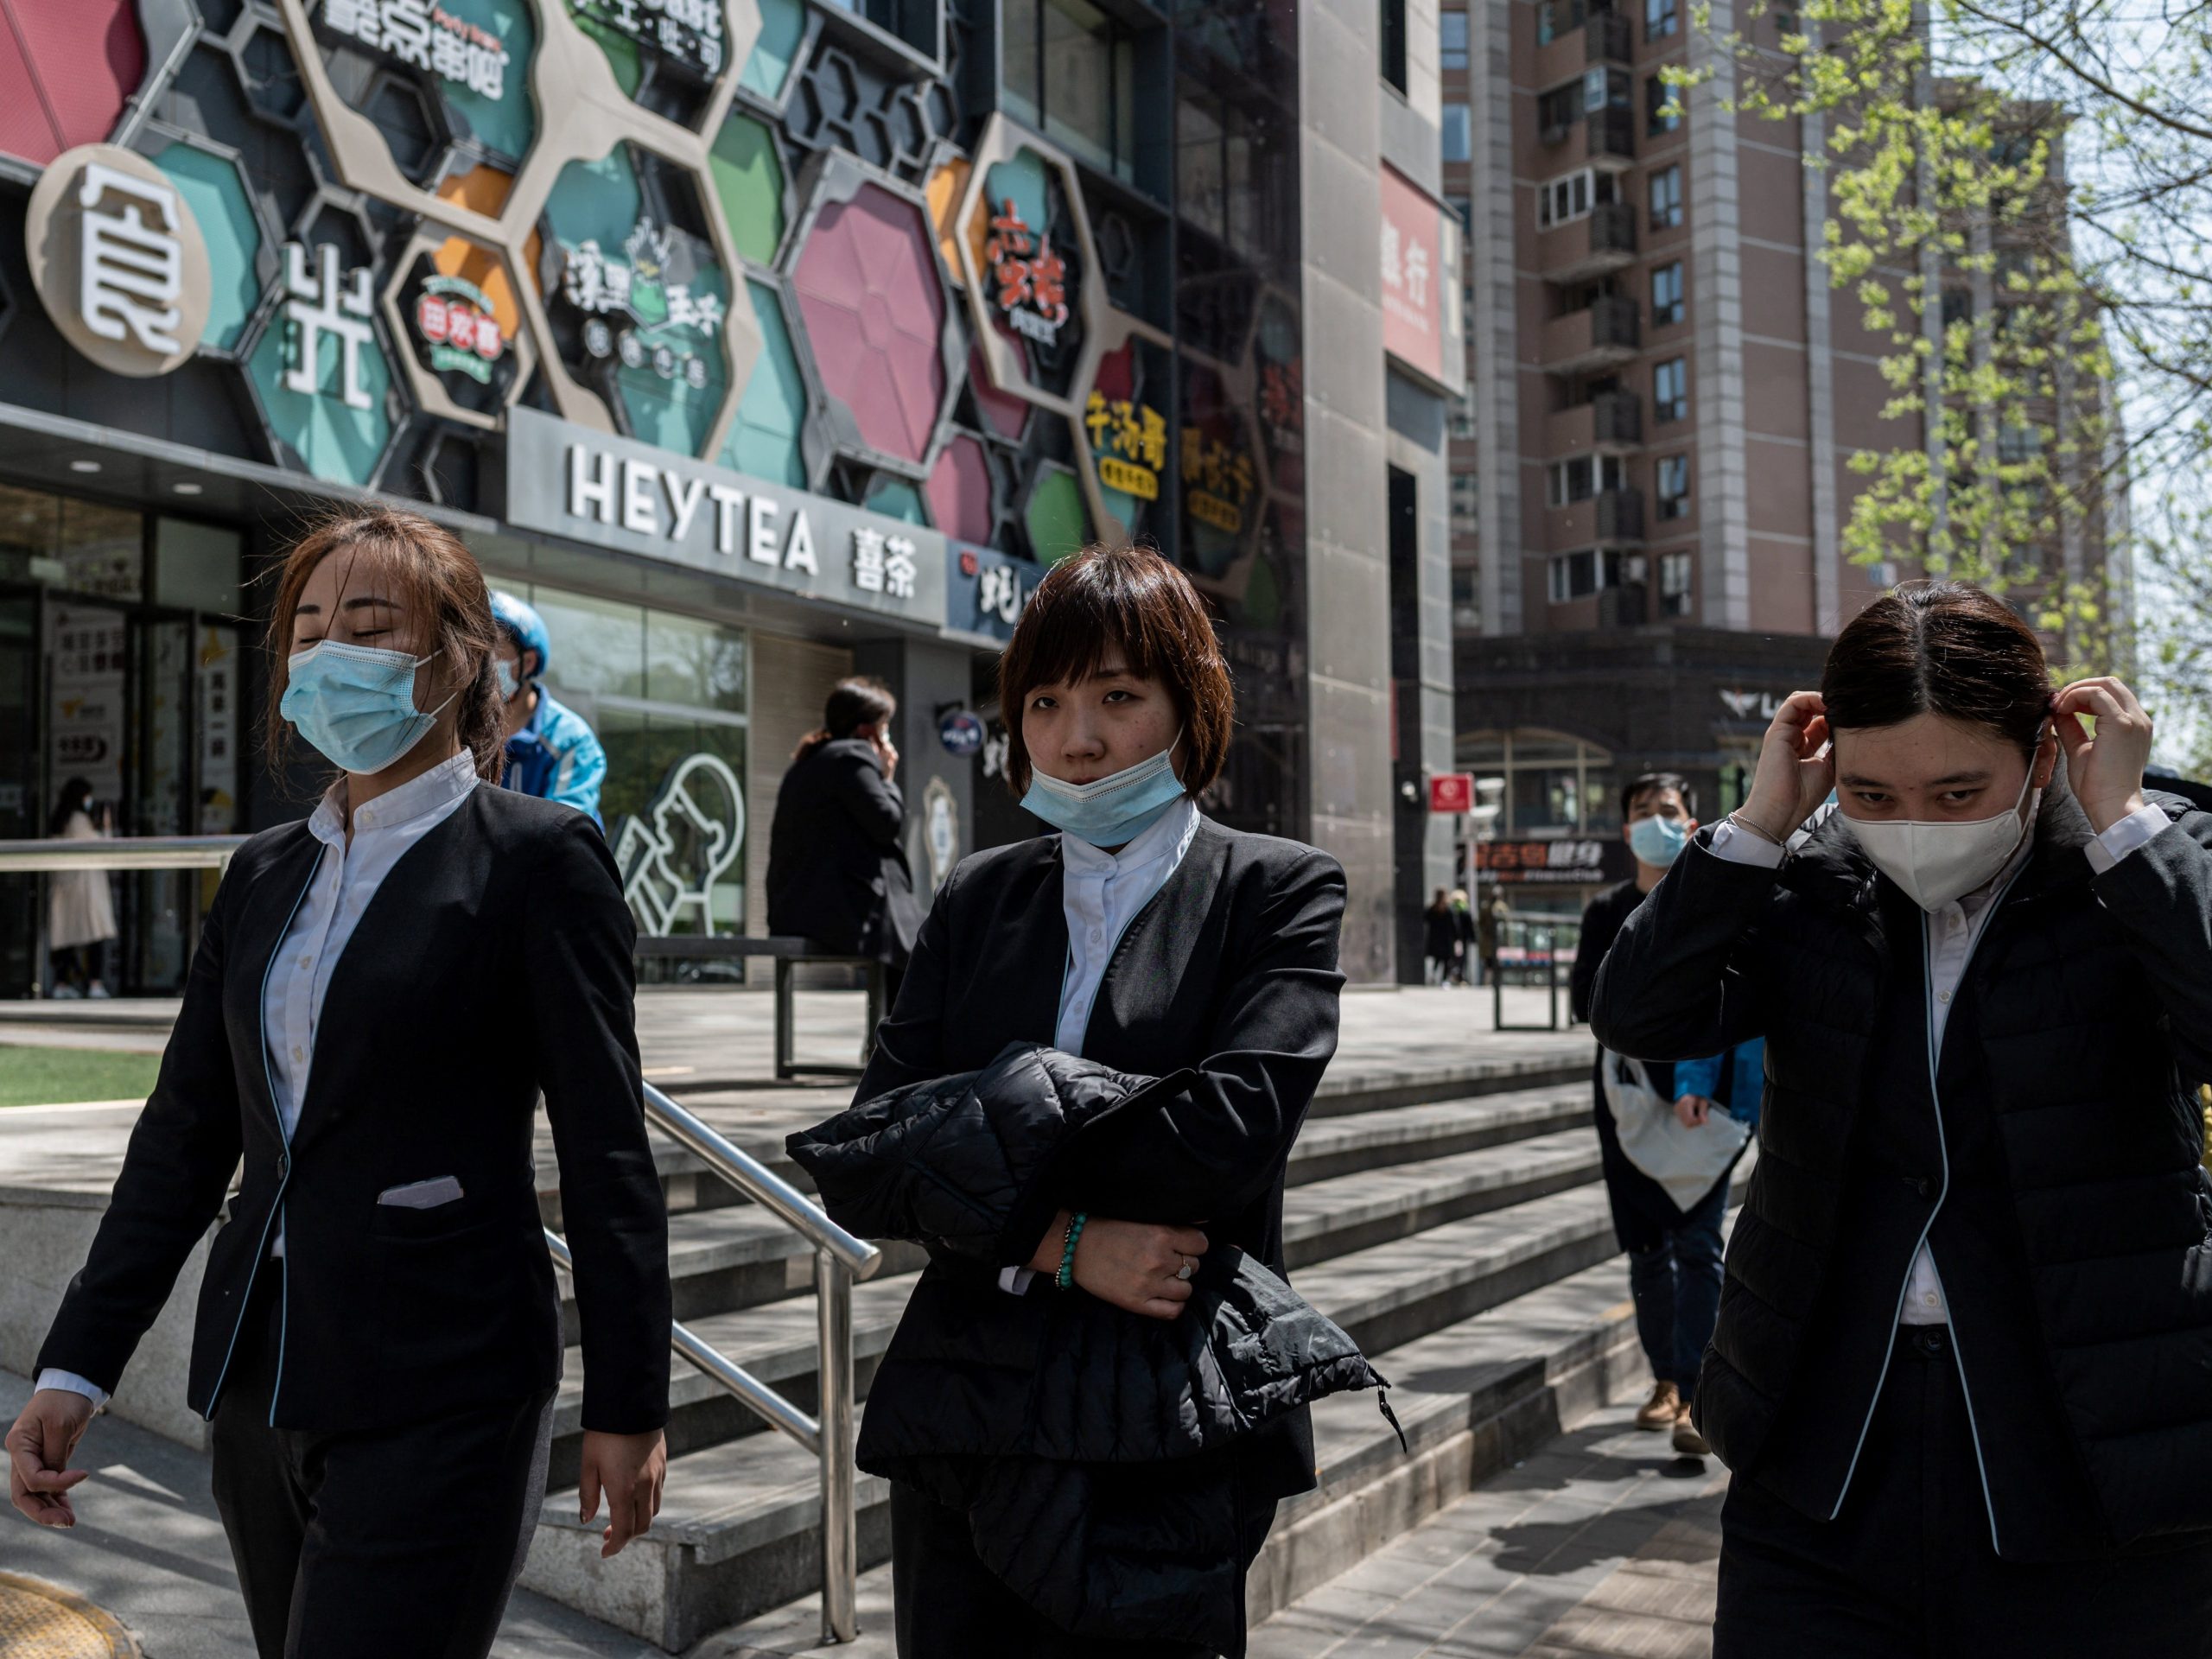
1834, 719, 2051, 910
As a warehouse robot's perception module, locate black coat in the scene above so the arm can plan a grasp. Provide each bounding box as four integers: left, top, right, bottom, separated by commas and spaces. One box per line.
819, 816, 1349, 1643
764, 738, 923, 963
790, 1044, 1384, 1649
35, 786, 672, 1434
1592, 779, 2212, 1552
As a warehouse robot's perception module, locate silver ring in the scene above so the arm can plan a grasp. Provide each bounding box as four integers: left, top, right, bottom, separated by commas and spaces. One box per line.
1175, 1258, 1196, 1281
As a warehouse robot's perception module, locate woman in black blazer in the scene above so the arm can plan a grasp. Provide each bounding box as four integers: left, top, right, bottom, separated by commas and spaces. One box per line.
5, 510, 671, 1659
850, 543, 1349, 1657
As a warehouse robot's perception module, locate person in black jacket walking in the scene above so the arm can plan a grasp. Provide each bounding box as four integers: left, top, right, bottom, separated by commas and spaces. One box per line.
1592, 582, 2212, 1657
766, 677, 924, 998
818, 543, 1349, 1658
4, 511, 671, 1658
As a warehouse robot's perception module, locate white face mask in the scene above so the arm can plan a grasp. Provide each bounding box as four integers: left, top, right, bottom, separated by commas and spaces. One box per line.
1840, 766, 2038, 911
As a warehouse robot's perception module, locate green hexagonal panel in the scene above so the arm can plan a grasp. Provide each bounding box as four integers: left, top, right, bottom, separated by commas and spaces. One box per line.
709, 112, 784, 266
717, 280, 805, 486
864, 479, 926, 524
543, 144, 730, 458
1025, 465, 1088, 564
152, 143, 259, 353
439, 0, 537, 162
741, 0, 805, 98
248, 291, 396, 487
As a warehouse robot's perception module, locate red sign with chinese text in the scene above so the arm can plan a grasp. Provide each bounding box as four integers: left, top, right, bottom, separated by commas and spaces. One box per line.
1380, 165, 1445, 382
1428, 772, 1474, 814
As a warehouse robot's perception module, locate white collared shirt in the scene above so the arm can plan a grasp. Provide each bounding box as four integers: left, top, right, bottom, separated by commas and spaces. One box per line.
35, 749, 480, 1412
1000, 795, 1203, 1293
1708, 800, 2172, 1325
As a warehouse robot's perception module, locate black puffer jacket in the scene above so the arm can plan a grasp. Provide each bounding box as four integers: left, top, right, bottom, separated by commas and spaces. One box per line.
790, 1043, 1389, 1651
1592, 777, 2212, 1550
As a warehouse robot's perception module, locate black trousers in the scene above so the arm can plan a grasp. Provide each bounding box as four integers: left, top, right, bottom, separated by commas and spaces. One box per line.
1716, 1325, 2212, 1657
890, 1480, 1272, 1659
208, 1260, 556, 1659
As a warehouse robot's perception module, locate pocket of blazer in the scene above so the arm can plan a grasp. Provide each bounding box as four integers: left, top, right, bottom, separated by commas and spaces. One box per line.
377, 1175, 465, 1209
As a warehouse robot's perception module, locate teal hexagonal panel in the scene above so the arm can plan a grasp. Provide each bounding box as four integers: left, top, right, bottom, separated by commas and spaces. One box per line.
152, 143, 259, 353
717, 280, 805, 487
742, 0, 805, 98
865, 479, 926, 524
247, 297, 395, 487
439, 0, 537, 162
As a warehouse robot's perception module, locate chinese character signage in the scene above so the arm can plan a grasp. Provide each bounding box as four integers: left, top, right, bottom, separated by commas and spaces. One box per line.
558, 215, 725, 390
414, 273, 506, 382
1474, 838, 1632, 886
24, 144, 213, 378
1380, 164, 1445, 384
944, 542, 1037, 643
317, 0, 511, 99
569, 0, 724, 79
985, 199, 1069, 347
46, 603, 128, 807
505, 408, 947, 622
1084, 391, 1166, 502
1182, 426, 1257, 537
283, 242, 378, 410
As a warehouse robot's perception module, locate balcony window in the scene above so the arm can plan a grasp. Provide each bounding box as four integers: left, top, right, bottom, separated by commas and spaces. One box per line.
1536, 0, 1587, 46
1656, 453, 1690, 518
1441, 10, 1469, 70
1548, 454, 1625, 506
1651, 259, 1683, 326
1452, 467, 1482, 521
1443, 102, 1472, 161
1647, 74, 1682, 137
1451, 563, 1481, 630
1648, 163, 1683, 228
1659, 550, 1693, 615
1646, 0, 1678, 38
1538, 167, 1616, 226
1547, 548, 1628, 604
1003, 0, 1139, 182
1654, 356, 1687, 422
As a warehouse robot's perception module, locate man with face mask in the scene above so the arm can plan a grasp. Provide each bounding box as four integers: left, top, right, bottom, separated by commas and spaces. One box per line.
1571, 772, 1763, 1455
490, 592, 607, 829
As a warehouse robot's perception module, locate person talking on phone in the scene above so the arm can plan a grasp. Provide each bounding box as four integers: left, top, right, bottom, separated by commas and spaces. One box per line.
1592, 582, 2212, 1656
5, 510, 671, 1658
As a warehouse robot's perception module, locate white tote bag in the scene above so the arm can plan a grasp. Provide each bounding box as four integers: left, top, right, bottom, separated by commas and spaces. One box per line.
1600, 1047, 1750, 1212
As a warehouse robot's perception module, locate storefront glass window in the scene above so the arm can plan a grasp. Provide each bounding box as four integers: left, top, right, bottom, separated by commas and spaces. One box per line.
1459, 728, 1617, 835
528, 586, 647, 699
153, 518, 244, 616
645, 611, 747, 714
1002, 0, 1137, 183
60, 500, 143, 602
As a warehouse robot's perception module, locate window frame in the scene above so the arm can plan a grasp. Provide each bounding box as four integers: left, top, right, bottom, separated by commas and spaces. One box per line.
1655, 452, 1691, 518
1646, 0, 1679, 38
1002, 0, 1140, 183
1442, 101, 1472, 162
1645, 73, 1682, 137
1653, 356, 1688, 422
1648, 163, 1683, 230
1440, 8, 1469, 71
1651, 259, 1684, 327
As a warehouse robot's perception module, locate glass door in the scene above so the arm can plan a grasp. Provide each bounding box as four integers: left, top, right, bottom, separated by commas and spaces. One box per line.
125, 611, 195, 994
0, 592, 36, 995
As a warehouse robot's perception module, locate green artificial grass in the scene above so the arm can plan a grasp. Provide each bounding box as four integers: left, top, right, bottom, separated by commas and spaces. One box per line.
0, 1045, 161, 1107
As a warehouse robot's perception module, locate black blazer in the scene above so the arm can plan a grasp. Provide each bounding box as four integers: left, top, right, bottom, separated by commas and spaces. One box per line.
35, 786, 671, 1435
765, 738, 924, 963
852, 812, 1348, 1499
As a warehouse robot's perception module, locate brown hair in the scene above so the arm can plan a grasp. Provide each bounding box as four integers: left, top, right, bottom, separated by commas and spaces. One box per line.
994, 543, 1234, 798
263, 509, 506, 782
795, 677, 897, 762
1821, 582, 2051, 761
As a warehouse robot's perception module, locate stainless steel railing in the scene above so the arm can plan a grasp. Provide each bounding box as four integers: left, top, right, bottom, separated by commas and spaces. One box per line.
545, 1082, 881, 1644
0, 836, 248, 873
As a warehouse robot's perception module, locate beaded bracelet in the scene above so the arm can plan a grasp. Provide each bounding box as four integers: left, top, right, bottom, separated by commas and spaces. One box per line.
1056, 1211, 1089, 1291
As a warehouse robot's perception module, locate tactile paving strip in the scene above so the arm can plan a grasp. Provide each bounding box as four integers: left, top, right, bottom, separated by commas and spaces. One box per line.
0, 1572, 137, 1659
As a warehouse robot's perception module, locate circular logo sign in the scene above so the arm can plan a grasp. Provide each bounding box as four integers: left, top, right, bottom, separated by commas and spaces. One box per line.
26, 144, 213, 378
939, 710, 985, 756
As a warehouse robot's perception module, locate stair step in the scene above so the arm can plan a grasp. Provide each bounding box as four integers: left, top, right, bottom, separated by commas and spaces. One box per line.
1285, 1087, 1589, 1186
540, 1126, 1612, 1479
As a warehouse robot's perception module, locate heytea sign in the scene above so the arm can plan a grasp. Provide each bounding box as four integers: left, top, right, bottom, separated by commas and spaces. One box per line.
505, 409, 946, 621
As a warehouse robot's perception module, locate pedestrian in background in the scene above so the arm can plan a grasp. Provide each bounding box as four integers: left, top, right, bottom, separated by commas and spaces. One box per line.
765, 677, 924, 1006
1595, 582, 2212, 1656
6, 510, 671, 1656
1422, 888, 1459, 984
45, 778, 118, 1000
1448, 888, 1477, 985
490, 590, 608, 827
1570, 772, 1747, 1452
1478, 888, 1507, 985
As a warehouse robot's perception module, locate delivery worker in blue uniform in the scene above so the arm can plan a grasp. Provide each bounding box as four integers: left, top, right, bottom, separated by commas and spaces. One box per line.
491, 591, 607, 827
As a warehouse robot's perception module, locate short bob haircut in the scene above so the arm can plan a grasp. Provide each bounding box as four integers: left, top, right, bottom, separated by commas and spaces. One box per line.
995, 543, 1234, 798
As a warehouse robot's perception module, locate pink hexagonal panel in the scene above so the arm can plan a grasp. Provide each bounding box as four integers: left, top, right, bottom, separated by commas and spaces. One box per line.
0, 0, 144, 167
793, 182, 947, 465
928, 433, 992, 544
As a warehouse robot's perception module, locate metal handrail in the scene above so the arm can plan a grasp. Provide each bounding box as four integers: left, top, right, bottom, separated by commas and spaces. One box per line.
0, 835, 248, 872
545, 1082, 880, 1642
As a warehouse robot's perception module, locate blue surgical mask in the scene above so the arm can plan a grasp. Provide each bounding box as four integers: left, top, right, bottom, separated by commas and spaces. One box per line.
1628, 813, 1690, 869
282, 640, 453, 775
494, 658, 520, 700
1021, 734, 1186, 847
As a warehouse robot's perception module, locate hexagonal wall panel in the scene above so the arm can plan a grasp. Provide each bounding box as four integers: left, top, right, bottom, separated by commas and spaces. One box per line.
0, 1, 144, 168
149, 134, 276, 359
786, 152, 961, 480
567, 0, 761, 132
243, 231, 405, 487
709, 108, 786, 265
381, 223, 539, 429
716, 276, 809, 486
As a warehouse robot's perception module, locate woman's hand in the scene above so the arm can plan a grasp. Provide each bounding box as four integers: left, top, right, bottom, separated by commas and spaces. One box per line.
1675, 1095, 1713, 1128
7, 1389, 94, 1528
2054, 677, 2153, 836
1737, 691, 1835, 843
577, 1427, 665, 1559
1029, 1211, 1210, 1320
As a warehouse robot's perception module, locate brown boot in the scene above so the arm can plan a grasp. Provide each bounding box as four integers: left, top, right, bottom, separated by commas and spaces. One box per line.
1635, 1381, 1681, 1430
1672, 1403, 1711, 1456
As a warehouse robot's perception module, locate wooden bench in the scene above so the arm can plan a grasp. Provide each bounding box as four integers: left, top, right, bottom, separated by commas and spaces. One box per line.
632, 936, 886, 1081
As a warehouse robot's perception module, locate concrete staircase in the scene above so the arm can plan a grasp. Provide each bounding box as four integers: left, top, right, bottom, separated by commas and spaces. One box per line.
518, 1046, 1732, 1652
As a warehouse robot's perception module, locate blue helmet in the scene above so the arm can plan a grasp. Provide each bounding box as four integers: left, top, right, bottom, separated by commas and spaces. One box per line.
489, 591, 550, 679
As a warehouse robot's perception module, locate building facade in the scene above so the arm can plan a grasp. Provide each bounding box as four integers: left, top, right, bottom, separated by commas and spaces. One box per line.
0, 0, 1460, 991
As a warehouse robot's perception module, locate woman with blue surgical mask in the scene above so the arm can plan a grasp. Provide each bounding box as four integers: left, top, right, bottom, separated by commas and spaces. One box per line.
6, 510, 672, 1657
1591, 582, 2212, 1657
832, 542, 1354, 1657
